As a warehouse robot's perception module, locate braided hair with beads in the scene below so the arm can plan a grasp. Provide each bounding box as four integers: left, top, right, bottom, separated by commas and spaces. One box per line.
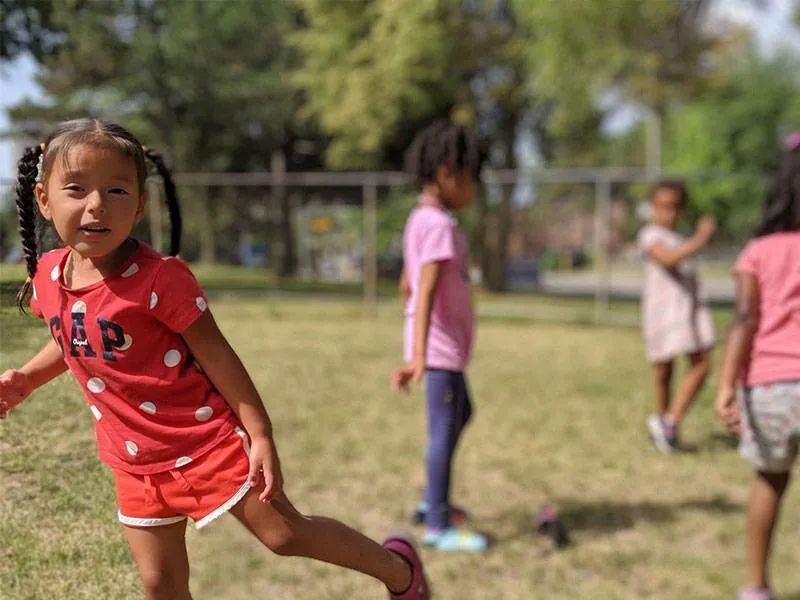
14, 118, 182, 311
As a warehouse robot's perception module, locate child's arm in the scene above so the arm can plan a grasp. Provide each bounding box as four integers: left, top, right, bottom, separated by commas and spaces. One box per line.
399, 268, 410, 306
392, 262, 440, 393
0, 339, 67, 418
645, 215, 716, 269
715, 272, 760, 433
181, 311, 282, 502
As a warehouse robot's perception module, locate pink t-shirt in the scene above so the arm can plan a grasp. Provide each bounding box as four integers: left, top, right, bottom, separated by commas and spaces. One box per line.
403, 201, 474, 372
734, 232, 800, 387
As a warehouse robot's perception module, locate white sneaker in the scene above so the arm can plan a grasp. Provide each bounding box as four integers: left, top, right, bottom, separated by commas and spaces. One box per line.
648, 414, 673, 454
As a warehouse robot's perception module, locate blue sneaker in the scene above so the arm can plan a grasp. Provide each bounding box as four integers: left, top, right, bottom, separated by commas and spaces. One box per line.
411, 501, 469, 526
422, 527, 488, 552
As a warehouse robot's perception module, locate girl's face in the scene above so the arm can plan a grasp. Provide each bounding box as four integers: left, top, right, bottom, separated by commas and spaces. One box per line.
650, 187, 683, 230
436, 165, 477, 211
35, 143, 146, 261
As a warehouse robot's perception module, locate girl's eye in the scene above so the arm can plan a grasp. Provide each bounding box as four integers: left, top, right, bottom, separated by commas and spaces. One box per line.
109, 188, 129, 195
64, 184, 84, 192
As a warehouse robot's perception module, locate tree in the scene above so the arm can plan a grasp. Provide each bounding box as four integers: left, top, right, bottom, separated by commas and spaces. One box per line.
293, 0, 736, 290
663, 48, 800, 240
511, 0, 744, 166
292, 0, 531, 290
290, 0, 460, 170
0, 0, 59, 61
8, 0, 311, 273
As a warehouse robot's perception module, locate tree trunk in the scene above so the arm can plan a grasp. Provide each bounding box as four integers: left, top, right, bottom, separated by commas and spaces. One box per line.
270, 150, 296, 278
197, 186, 217, 265
481, 119, 516, 292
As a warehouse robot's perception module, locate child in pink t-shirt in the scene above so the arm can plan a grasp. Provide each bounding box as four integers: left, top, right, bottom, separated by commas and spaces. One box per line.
716, 134, 800, 600
0, 119, 429, 600
392, 120, 488, 552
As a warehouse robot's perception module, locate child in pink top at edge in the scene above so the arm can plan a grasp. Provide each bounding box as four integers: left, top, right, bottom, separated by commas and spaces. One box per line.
716, 131, 800, 600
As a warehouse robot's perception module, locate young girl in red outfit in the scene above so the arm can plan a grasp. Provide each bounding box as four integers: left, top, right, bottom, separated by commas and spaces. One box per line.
0, 119, 430, 600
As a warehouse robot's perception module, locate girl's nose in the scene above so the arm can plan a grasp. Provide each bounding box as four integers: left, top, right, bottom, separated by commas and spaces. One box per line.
86, 191, 107, 214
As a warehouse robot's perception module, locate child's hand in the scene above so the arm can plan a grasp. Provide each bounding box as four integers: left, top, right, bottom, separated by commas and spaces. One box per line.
391, 356, 425, 393
715, 385, 740, 434
247, 436, 284, 502
696, 215, 717, 243
0, 369, 33, 419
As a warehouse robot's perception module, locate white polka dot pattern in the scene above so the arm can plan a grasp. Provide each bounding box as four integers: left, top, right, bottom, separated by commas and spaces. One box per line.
90, 405, 102, 421
121, 263, 139, 278
149, 292, 158, 309
32, 285, 37, 300
125, 441, 138, 456
71, 300, 87, 314
164, 350, 181, 367
139, 402, 156, 415
120, 334, 133, 351
50, 265, 60, 281
87, 377, 105, 393
174, 456, 192, 468
196, 297, 208, 312
194, 406, 213, 422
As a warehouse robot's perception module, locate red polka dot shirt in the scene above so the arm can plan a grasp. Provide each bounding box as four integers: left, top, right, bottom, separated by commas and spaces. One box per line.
30, 242, 238, 474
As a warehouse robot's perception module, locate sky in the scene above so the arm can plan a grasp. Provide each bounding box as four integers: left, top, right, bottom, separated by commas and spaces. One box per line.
1, 0, 798, 183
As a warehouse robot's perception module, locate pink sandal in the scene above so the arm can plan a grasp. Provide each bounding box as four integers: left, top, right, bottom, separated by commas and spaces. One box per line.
382, 532, 431, 599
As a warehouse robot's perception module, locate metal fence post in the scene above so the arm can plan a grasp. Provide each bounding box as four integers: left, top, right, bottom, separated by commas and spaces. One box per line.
363, 177, 378, 311
594, 177, 612, 324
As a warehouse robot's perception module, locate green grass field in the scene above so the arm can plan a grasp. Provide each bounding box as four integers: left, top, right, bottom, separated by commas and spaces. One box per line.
2, 297, 799, 600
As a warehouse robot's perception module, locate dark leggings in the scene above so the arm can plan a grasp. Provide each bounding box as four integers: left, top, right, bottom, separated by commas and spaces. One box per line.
424, 369, 473, 530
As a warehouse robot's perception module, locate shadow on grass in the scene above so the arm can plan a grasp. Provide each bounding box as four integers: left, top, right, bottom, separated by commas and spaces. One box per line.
557, 495, 742, 534
680, 431, 740, 455
483, 495, 742, 546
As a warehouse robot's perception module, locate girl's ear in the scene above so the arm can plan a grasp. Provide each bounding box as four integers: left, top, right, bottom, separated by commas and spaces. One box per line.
35, 182, 53, 221
134, 190, 148, 225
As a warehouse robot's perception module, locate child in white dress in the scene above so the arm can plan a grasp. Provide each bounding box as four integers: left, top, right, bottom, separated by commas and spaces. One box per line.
638, 180, 716, 453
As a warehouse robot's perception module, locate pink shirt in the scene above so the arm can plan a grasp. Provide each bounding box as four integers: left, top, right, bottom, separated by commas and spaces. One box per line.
734, 232, 800, 387
403, 201, 474, 372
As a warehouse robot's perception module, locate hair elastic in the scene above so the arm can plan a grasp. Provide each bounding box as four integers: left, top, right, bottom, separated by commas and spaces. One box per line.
784, 131, 800, 152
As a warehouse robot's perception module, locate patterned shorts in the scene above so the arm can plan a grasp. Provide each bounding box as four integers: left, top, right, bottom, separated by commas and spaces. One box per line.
739, 382, 800, 473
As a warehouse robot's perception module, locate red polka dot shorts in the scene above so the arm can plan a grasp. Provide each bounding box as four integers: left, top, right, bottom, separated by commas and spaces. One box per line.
114, 427, 251, 529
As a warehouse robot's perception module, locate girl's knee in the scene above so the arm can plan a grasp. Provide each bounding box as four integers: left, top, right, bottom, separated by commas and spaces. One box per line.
266, 522, 301, 556
694, 358, 711, 380
262, 502, 307, 556
139, 566, 188, 600
691, 350, 711, 371
653, 363, 673, 385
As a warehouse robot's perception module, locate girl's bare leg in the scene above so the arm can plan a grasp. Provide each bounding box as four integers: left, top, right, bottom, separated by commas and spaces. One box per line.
230, 490, 412, 594
123, 520, 193, 600
746, 471, 790, 590
668, 350, 710, 423
653, 361, 673, 415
